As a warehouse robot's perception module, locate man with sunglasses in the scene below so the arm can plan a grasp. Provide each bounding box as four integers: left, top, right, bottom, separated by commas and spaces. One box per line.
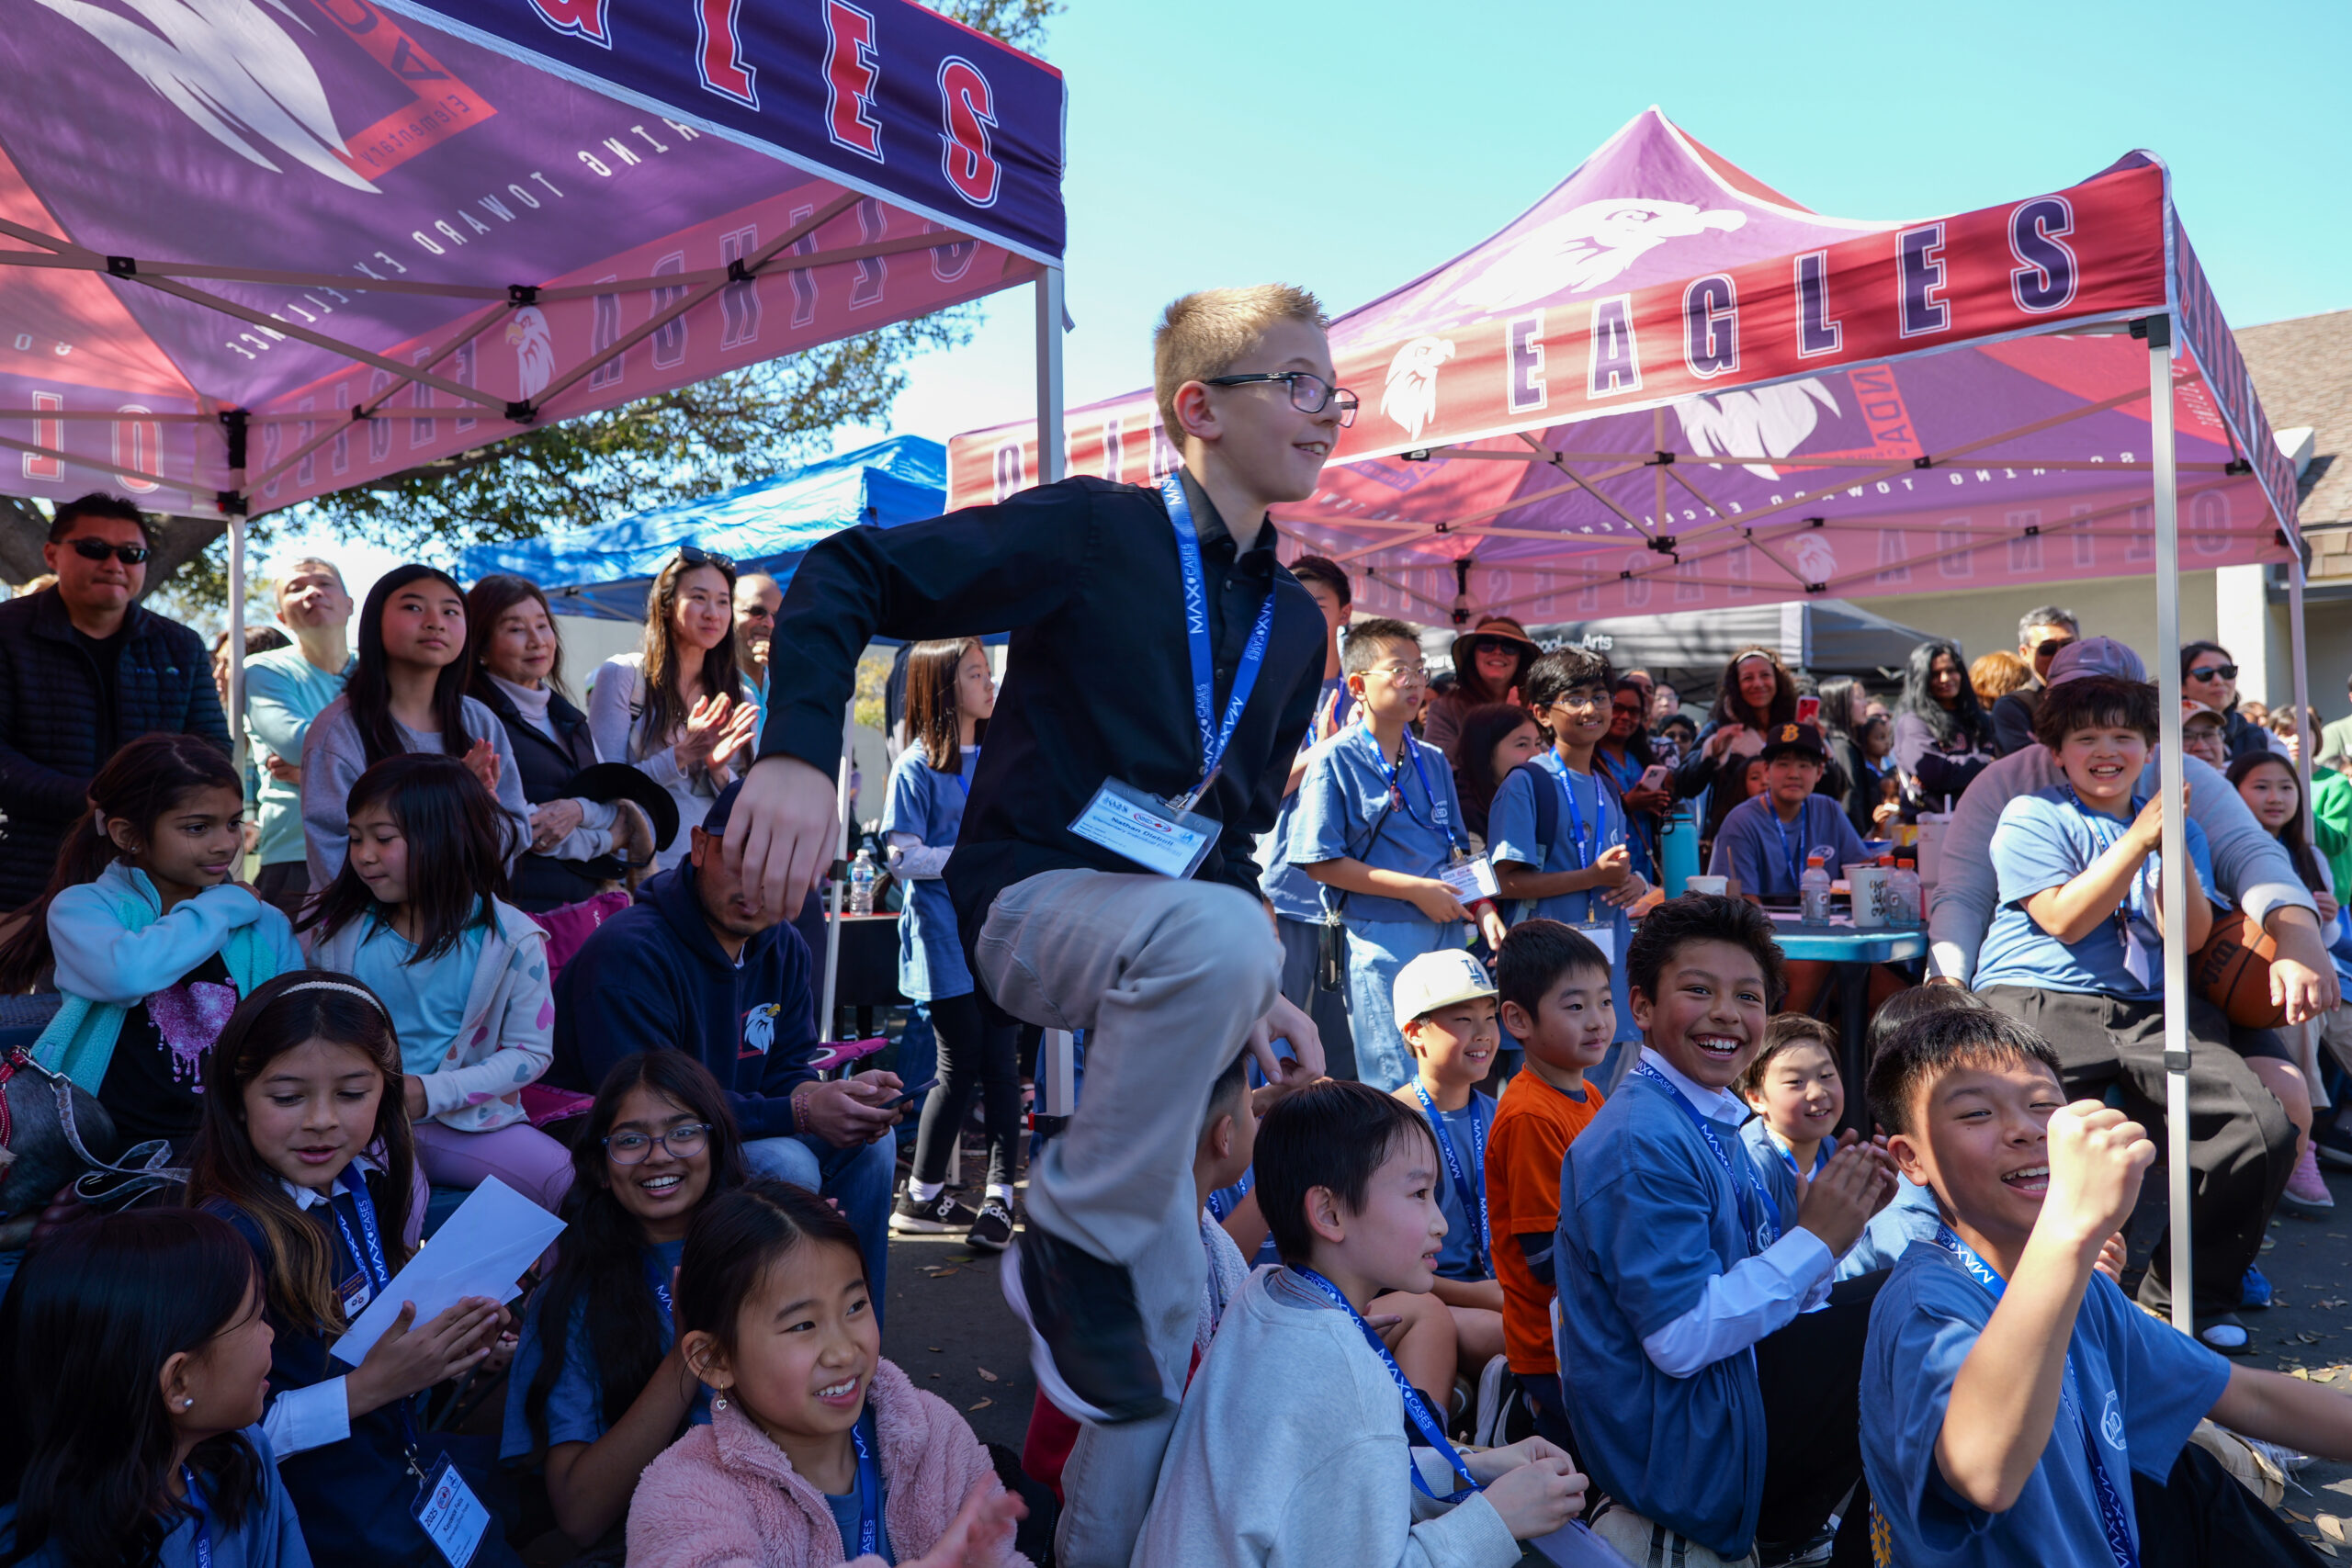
731, 285, 1344, 1568
0, 492, 227, 907
1987, 604, 2079, 758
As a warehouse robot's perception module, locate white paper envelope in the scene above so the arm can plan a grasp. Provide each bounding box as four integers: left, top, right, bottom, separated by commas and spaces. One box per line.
331, 1177, 565, 1367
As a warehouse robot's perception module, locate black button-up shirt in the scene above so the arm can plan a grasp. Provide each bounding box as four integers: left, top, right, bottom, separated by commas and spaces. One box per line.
764, 472, 1328, 939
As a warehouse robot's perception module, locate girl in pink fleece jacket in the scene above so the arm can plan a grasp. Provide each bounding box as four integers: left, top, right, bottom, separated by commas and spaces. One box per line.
628, 1179, 1029, 1568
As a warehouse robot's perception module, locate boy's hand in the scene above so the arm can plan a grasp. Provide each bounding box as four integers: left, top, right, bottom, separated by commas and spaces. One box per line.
1592, 845, 1633, 889
1408, 878, 1476, 924
1795, 1138, 1887, 1255
2038, 1101, 2154, 1254
1476, 901, 1509, 951
1471, 1438, 1587, 1540
1248, 994, 1325, 1082
1601, 873, 1648, 910
2125, 792, 2165, 854
2094, 1231, 2129, 1283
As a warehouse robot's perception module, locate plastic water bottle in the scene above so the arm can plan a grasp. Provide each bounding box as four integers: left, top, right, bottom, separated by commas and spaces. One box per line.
1888, 855, 1923, 927
848, 846, 877, 916
1800, 853, 1832, 925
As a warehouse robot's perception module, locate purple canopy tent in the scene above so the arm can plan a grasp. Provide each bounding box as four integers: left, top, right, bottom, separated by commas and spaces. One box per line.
0, 0, 1071, 1036
952, 107, 2313, 1337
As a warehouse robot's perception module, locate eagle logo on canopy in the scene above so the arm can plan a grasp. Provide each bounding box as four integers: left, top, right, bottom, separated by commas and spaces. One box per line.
34, 0, 379, 192
1447, 198, 1747, 312
1382, 335, 1455, 441
1677, 378, 1842, 480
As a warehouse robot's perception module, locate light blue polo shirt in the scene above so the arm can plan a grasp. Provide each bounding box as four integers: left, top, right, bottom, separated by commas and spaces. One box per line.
1487, 751, 1638, 1041
1261, 676, 1356, 921
1293, 723, 1465, 926
1974, 788, 2215, 999
1862, 1242, 2229, 1568
880, 746, 977, 1001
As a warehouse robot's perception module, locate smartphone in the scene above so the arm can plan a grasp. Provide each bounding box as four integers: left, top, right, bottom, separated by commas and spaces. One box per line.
1637, 763, 1671, 793
1796, 694, 1821, 725
880, 1077, 938, 1111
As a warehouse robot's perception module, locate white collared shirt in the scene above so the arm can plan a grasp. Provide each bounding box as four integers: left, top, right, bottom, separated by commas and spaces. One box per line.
1632, 1050, 1838, 1378
258, 1156, 385, 1459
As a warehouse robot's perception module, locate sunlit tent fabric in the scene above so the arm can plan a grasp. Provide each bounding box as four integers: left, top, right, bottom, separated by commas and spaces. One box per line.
945, 107, 2299, 623
455, 434, 944, 620
1524, 598, 1935, 683
0, 0, 1063, 520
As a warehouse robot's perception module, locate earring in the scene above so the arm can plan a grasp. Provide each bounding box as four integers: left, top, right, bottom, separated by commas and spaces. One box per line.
711, 1391, 729, 1413
183, 1398, 196, 1408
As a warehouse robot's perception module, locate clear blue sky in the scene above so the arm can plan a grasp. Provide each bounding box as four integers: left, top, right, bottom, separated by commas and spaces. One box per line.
842, 0, 2352, 450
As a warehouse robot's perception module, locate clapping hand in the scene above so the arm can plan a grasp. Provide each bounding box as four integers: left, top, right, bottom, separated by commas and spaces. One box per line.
709, 704, 761, 775
674, 693, 740, 772
461, 737, 501, 795
902, 1483, 1026, 1568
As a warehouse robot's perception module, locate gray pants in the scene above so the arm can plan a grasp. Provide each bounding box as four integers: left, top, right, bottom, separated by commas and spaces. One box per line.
974, 868, 1279, 1568
1274, 914, 1356, 1082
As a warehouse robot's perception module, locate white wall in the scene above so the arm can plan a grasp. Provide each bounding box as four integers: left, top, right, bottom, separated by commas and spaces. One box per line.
1861, 570, 2222, 675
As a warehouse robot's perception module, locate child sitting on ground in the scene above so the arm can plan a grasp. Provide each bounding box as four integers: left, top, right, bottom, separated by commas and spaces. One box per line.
1382, 950, 1507, 1404
1296, 617, 1507, 1091
1557, 895, 1895, 1566
1136, 1079, 1586, 1566
0, 1209, 307, 1568
1861, 1006, 2352, 1567
630, 1179, 1028, 1567
1737, 1014, 1844, 1234
1487, 919, 1613, 1453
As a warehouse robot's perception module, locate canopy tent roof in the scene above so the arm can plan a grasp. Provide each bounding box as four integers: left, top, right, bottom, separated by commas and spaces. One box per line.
0, 0, 1063, 521
1521, 597, 1936, 686
945, 109, 2297, 630
457, 433, 944, 620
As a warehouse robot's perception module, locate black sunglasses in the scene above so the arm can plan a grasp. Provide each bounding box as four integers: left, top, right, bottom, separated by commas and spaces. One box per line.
2034, 637, 2075, 659
1468, 636, 1525, 658
65, 536, 149, 565
676, 544, 737, 575
1202, 371, 1361, 426
2188, 663, 2239, 682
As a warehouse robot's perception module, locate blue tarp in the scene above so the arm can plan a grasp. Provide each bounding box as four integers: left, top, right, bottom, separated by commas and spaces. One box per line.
455, 435, 945, 622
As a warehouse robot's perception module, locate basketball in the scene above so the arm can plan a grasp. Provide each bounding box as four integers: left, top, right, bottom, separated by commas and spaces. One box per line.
2191, 910, 2285, 1029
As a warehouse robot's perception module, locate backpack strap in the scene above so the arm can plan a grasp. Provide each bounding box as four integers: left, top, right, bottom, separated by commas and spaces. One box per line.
1503, 761, 1560, 926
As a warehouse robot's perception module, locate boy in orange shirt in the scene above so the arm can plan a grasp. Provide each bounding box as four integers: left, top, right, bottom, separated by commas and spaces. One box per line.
1487, 919, 1614, 1452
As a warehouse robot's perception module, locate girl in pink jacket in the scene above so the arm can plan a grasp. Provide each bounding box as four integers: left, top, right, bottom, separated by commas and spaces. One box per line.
628, 1179, 1028, 1568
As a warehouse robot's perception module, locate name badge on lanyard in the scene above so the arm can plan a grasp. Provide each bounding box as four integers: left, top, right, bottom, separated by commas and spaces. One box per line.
1068, 473, 1274, 880
411, 1455, 492, 1568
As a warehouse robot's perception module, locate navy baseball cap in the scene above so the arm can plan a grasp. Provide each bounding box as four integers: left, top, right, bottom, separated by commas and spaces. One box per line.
702, 778, 744, 836
2048, 636, 2146, 686
1758, 721, 1828, 762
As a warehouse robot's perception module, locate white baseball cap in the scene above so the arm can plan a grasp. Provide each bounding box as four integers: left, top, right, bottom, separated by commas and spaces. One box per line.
1393, 948, 1498, 1023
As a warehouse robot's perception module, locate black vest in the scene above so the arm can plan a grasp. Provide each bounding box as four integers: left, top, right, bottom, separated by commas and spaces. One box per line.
474, 680, 619, 911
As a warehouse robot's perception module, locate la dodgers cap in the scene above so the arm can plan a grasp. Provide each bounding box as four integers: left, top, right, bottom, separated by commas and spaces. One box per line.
1393, 948, 1498, 1023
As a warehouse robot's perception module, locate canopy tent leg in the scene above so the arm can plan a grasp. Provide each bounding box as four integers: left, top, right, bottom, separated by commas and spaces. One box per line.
227, 512, 246, 780
2145, 313, 2194, 1337
819, 697, 854, 1044
2290, 559, 2316, 842
1035, 266, 1066, 484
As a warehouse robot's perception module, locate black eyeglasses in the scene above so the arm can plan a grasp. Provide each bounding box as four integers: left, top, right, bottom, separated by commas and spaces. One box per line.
602, 1122, 713, 1164
2188, 663, 2239, 682
65, 536, 149, 565
1202, 371, 1360, 426
676, 545, 737, 575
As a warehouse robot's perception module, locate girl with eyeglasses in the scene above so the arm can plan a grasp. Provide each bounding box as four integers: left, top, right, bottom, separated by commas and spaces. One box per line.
504, 1053, 747, 1557
590, 549, 759, 874
2180, 641, 2276, 764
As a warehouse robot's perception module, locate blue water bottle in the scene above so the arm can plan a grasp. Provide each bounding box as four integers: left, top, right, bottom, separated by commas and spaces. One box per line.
1659, 802, 1700, 897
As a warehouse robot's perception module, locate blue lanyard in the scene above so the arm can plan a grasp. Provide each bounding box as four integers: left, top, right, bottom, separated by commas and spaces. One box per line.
1368, 726, 1464, 851
1411, 1083, 1489, 1271
1931, 1227, 2138, 1568
1555, 763, 1602, 870
181, 1468, 212, 1568
647, 1252, 675, 1338
332, 1165, 392, 1296
1633, 1063, 1780, 1253
1773, 796, 1811, 891
1290, 1268, 1479, 1501
1161, 473, 1278, 812
849, 1414, 885, 1559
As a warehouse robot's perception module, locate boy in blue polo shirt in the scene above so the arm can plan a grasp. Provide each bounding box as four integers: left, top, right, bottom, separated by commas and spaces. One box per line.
1556, 895, 1895, 1566
1297, 616, 1506, 1092
1861, 1005, 2350, 1568
1488, 649, 1645, 1070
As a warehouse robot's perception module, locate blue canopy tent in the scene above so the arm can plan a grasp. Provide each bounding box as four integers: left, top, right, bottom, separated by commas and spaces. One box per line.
455, 435, 945, 619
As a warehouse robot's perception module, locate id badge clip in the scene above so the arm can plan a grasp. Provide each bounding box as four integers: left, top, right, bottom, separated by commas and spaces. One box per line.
411, 1455, 492, 1568
1069, 778, 1218, 880
1439, 852, 1498, 904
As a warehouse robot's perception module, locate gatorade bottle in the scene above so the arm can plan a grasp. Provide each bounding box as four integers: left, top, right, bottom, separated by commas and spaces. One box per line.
1889, 854, 1923, 927
1800, 853, 1832, 925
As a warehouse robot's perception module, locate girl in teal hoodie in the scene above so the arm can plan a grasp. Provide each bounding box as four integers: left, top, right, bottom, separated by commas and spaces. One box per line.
1, 733, 300, 1159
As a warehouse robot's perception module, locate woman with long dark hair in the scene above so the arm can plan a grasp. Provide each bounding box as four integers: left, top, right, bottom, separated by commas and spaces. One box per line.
883, 638, 1023, 1254
503, 1052, 747, 1556
1891, 637, 1994, 807
1672, 644, 1797, 802
1815, 674, 1883, 839
1450, 701, 1544, 850
589, 549, 757, 874
300, 564, 529, 889
467, 574, 652, 911
0, 1208, 305, 1568
1419, 615, 1538, 761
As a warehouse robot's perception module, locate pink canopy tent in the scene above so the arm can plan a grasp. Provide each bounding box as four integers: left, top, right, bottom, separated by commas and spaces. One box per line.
950, 108, 2315, 1337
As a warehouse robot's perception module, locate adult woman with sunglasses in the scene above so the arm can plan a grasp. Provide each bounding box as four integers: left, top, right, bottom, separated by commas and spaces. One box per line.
2182, 641, 2283, 763
589, 547, 759, 873
1419, 615, 1540, 761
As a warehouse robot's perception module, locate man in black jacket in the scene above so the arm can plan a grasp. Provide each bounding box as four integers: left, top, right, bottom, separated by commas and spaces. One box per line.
1988, 604, 2077, 757
731, 286, 1347, 1567
0, 493, 228, 908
